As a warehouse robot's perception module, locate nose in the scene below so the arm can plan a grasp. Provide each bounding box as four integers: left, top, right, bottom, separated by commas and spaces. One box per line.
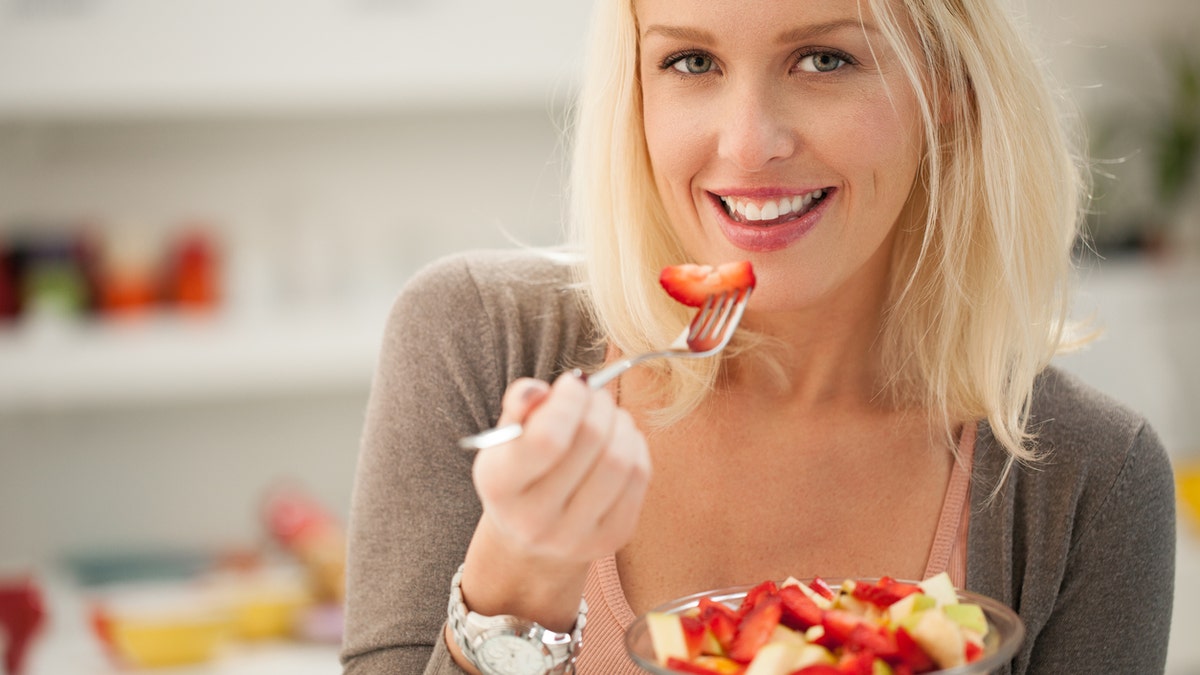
716, 81, 797, 172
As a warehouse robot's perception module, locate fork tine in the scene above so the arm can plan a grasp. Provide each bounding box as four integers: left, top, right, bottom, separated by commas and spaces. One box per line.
689, 290, 740, 343
710, 291, 739, 337
688, 292, 719, 343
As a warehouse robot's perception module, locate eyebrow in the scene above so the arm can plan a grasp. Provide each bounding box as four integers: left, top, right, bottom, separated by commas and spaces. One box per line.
641, 18, 879, 44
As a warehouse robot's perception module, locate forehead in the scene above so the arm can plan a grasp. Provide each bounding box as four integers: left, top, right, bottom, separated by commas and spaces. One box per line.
634, 0, 882, 34
632, 0, 921, 62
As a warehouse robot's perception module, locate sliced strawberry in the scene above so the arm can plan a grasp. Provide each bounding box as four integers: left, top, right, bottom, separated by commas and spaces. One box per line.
815, 609, 861, 650
836, 652, 876, 675
778, 584, 823, 630
894, 626, 937, 672
734, 579, 778, 621
727, 596, 782, 663
851, 577, 921, 608
965, 640, 984, 664
698, 598, 738, 650
846, 623, 898, 660
666, 656, 724, 675
681, 615, 708, 659
809, 576, 838, 602
659, 261, 756, 308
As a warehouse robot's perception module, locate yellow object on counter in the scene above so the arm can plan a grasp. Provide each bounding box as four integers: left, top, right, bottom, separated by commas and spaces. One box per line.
230, 590, 309, 640
1178, 459, 1200, 535
108, 614, 230, 668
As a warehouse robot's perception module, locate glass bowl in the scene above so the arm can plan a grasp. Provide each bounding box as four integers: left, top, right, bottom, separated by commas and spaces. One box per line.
626, 579, 1025, 675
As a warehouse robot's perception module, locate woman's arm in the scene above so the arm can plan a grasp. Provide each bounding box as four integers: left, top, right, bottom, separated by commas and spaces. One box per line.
1024, 423, 1176, 673
340, 256, 505, 674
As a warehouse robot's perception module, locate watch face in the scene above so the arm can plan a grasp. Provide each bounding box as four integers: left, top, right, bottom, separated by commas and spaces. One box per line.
477, 634, 550, 675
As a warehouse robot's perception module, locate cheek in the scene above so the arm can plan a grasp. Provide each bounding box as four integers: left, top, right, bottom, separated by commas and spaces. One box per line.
642, 90, 710, 199
849, 97, 924, 189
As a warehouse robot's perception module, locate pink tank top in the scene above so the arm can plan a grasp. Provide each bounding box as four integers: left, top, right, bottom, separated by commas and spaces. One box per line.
575, 425, 976, 674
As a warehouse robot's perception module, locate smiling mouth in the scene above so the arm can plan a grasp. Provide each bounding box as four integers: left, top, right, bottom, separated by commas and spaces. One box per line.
717, 188, 830, 225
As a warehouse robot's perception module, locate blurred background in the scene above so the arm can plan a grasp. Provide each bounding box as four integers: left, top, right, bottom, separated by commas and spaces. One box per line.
0, 0, 1196, 673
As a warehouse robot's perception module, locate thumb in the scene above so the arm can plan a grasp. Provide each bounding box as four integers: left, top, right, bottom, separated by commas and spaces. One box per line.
496, 378, 552, 427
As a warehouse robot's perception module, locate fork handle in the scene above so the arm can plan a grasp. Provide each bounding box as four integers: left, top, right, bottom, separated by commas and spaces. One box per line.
456, 365, 632, 451
458, 421, 526, 450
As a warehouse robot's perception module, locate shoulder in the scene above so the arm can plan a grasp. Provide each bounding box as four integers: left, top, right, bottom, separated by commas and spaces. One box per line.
386, 248, 601, 383
391, 248, 583, 335
1024, 366, 1170, 488
974, 365, 1174, 545
397, 247, 579, 311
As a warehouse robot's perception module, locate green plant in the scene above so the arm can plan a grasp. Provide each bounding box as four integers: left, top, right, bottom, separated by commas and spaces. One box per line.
1151, 41, 1200, 213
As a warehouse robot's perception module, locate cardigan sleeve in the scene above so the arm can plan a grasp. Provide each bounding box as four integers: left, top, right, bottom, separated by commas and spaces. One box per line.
1023, 422, 1176, 674
340, 250, 593, 675
340, 254, 501, 674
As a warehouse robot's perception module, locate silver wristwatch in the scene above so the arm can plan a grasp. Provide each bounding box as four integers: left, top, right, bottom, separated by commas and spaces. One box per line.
447, 564, 587, 675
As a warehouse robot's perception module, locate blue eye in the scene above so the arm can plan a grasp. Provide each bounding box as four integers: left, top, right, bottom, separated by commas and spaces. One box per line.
668, 53, 715, 75
797, 51, 849, 73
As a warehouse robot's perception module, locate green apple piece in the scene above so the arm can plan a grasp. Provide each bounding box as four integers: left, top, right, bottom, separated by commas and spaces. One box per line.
887, 592, 937, 627
700, 627, 726, 657
794, 644, 835, 669
835, 592, 868, 615
918, 571, 959, 607
769, 624, 807, 646
743, 641, 806, 675
944, 602, 988, 636
646, 612, 687, 665
873, 658, 896, 675
908, 607, 966, 669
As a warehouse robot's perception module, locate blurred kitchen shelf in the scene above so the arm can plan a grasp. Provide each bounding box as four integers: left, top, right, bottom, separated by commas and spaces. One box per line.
0, 0, 589, 119
0, 304, 387, 413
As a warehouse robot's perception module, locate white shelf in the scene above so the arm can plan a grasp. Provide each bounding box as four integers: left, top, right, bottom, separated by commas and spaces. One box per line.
0, 305, 387, 413
0, 0, 591, 119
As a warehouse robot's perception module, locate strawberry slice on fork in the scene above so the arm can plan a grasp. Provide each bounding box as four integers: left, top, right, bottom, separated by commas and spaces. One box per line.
660, 261, 756, 308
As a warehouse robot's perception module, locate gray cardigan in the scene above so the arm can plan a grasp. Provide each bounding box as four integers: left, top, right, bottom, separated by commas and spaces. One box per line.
342, 250, 1176, 675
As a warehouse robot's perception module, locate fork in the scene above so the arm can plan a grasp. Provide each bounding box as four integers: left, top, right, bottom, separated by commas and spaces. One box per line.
457, 288, 751, 450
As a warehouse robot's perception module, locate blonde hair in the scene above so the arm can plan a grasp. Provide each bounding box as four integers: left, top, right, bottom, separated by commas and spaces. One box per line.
566, 0, 1088, 467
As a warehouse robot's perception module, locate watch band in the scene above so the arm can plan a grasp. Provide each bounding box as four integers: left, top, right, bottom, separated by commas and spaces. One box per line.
447, 563, 587, 675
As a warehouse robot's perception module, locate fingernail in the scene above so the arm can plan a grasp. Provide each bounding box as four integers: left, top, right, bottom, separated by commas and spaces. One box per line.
520, 381, 548, 403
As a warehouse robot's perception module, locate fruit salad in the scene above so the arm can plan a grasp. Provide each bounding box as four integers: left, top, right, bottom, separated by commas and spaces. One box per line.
644, 572, 995, 675
659, 261, 756, 307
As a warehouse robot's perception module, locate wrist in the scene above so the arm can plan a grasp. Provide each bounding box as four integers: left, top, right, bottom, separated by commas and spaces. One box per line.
463, 515, 590, 632
447, 563, 587, 675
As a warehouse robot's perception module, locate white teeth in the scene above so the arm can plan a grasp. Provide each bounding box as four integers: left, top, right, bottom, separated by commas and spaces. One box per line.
721, 189, 827, 222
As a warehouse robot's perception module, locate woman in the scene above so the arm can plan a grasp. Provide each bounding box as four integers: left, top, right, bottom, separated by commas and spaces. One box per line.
341, 0, 1176, 673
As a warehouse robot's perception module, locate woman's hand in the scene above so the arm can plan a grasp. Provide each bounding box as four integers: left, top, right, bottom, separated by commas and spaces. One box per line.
473, 372, 652, 565
451, 371, 651, 646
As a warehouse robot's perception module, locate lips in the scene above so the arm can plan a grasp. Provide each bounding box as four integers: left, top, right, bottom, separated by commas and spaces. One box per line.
709, 187, 834, 252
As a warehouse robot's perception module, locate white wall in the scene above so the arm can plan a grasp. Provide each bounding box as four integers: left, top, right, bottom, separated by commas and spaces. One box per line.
0, 108, 571, 568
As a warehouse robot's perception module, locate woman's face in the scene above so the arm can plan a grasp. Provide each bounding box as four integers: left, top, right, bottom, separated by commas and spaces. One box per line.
637, 0, 925, 312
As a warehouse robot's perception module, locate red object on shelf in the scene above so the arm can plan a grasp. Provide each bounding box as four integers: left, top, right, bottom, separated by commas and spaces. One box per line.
167, 229, 220, 311
0, 250, 18, 320
0, 576, 46, 675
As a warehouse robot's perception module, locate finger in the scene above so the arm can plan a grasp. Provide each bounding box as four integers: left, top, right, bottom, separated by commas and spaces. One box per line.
496, 378, 552, 427
524, 385, 617, 507
484, 373, 590, 491
560, 410, 651, 550
518, 372, 591, 452
592, 466, 651, 555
